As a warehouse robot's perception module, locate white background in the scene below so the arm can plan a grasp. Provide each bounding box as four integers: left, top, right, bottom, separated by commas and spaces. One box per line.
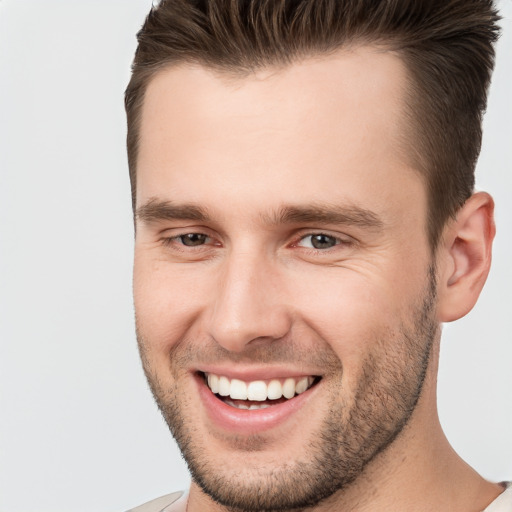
0, 1, 511, 511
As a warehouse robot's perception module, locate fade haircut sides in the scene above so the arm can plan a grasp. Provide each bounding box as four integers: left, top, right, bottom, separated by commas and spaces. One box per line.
125, 0, 500, 248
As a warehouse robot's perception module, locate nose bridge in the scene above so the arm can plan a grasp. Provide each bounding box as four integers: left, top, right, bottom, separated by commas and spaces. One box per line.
207, 245, 290, 352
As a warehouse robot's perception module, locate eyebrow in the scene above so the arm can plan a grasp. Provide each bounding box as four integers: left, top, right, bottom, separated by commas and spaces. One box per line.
266, 204, 384, 231
136, 198, 210, 224
136, 198, 384, 231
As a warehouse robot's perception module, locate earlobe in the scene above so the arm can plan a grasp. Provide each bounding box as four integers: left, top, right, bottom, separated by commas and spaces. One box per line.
437, 192, 495, 323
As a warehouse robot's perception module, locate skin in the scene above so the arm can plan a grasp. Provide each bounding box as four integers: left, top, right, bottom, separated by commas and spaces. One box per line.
133, 47, 499, 511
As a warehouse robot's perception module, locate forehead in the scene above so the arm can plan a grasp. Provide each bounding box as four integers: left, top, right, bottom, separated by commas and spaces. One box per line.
136, 47, 424, 224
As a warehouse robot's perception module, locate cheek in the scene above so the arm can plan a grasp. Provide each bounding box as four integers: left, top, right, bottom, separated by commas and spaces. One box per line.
133, 252, 208, 353
287, 264, 422, 366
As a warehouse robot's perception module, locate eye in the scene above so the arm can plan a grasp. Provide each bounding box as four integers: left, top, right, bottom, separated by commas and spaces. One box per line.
297, 233, 340, 250
178, 233, 209, 246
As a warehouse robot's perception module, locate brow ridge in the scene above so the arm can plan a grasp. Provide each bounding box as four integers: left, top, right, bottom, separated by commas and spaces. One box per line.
266, 204, 384, 230
136, 198, 383, 231
136, 198, 210, 223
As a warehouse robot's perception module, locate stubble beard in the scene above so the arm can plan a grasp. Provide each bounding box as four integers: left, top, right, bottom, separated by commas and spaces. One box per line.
137, 267, 439, 512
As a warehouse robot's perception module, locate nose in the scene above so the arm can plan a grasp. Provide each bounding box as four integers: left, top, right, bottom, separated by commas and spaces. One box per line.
206, 249, 291, 352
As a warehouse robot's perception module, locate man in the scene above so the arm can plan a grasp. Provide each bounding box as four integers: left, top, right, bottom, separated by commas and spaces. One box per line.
125, 1, 510, 511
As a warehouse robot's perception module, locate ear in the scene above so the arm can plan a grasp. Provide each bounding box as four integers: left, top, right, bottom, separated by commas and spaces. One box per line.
437, 192, 495, 322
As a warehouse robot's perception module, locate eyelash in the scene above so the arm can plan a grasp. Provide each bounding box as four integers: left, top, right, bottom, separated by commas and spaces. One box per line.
161, 231, 352, 254
294, 232, 347, 250
161, 233, 216, 251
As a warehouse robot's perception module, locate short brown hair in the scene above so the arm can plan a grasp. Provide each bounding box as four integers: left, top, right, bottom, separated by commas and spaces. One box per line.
125, 0, 500, 248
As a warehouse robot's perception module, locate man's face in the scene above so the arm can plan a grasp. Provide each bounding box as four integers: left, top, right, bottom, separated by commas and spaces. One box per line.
134, 48, 440, 511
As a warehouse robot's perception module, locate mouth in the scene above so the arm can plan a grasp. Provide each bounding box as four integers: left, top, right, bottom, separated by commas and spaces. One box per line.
200, 372, 321, 410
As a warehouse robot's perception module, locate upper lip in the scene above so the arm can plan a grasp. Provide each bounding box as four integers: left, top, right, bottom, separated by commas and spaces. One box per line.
195, 365, 322, 382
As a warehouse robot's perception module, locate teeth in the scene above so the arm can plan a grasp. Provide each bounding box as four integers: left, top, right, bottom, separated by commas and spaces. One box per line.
207, 374, 219, 394
282, 378, 296, 399
204, 373, 317, 402
249, 403, 270, 410
230, 379, 248, 400
247, 381, 267, 401
295, 377, 309, 394
218, 376, 230, 396
224, 399, 272, 410
267, 380, 283, 400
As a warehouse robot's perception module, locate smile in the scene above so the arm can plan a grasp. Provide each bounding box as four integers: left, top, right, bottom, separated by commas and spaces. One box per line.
195, 370, 323, 433
203, 372, 319, 409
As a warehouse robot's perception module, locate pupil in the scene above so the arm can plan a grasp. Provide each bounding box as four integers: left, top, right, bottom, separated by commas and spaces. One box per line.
311, 234, 336, 249
181, 233, 207, 246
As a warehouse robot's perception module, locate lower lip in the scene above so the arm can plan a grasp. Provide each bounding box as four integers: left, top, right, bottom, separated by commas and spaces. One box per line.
195, 374, 319, 435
